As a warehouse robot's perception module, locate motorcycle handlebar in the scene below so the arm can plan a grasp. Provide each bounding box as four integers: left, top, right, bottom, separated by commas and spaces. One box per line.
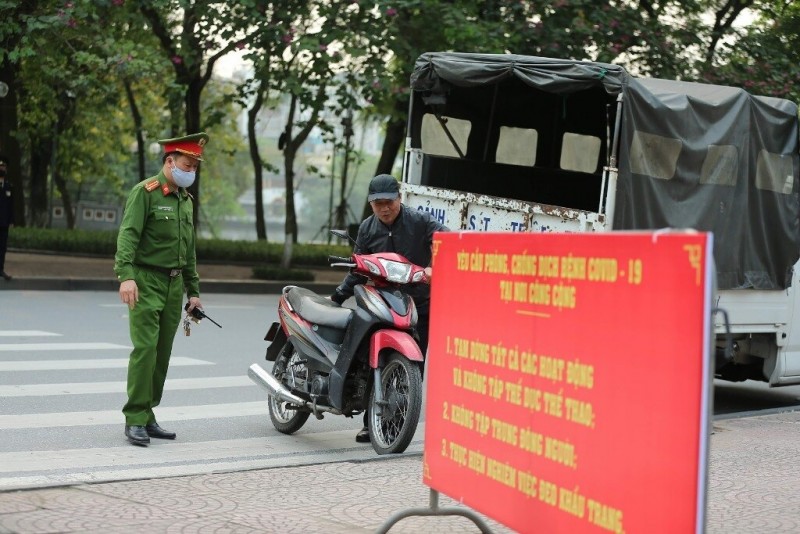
328, 255, 353, 264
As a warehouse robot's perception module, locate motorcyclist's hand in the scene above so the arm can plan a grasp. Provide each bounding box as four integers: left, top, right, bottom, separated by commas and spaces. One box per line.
119, 279, 139, 310
424, 267, 433, 283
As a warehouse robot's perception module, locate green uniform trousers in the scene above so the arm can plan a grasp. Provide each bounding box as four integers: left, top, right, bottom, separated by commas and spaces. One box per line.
122, 267, 184, 426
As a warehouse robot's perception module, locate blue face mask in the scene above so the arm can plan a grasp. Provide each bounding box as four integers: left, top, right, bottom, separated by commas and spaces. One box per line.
171, 162, 196, 188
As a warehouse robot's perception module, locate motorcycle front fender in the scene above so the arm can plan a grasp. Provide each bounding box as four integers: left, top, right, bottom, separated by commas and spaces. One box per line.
265, 324, 287, 361
369, 330, 424, 368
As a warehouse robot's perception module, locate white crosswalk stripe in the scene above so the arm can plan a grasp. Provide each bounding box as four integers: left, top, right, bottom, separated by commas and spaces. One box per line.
0, 401, 267, 429
0, 342, 129, 352
0, 330, 62, 337
0, 304, 401, 492
0, 376, 253, 397
0, 356, 211, 371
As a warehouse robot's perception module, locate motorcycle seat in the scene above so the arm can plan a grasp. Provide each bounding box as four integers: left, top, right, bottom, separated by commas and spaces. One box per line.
286, 286, 353, 329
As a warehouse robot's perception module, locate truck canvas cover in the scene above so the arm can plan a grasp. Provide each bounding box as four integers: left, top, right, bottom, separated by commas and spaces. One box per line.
617, 78, 799, 289
410, 52, 800, 290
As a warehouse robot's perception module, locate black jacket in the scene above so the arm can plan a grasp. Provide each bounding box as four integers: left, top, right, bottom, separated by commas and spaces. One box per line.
332, 205, 448, 309
0, 179, 13, 227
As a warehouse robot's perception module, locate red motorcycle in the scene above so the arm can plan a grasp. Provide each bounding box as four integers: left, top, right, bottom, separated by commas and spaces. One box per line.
248, 232, 427, 454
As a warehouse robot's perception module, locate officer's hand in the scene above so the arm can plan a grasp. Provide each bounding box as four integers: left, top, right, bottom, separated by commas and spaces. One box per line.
119, 280, 139, 310
186, 296, 202, 314
424, 267, 433, 283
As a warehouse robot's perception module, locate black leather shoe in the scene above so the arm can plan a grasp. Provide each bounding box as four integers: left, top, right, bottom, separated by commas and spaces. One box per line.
125, 425, 150, 446
146, 423, 176, 440
355, 426, 370, 443
1, 271, 11, 281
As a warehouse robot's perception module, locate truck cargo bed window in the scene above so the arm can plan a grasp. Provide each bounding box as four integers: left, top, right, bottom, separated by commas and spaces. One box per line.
421, 113, 471, 158
560, 132, 601, 174
496, 126, 538, 167
755, 150, 794, 194
699, 145, 738, 186
630, 131, 682, 180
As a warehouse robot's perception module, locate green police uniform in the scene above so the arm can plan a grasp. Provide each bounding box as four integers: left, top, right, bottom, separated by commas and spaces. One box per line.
115, 138, 204, 428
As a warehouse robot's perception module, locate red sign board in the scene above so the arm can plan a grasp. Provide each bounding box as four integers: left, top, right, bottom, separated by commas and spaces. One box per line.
424, 231, 712, 534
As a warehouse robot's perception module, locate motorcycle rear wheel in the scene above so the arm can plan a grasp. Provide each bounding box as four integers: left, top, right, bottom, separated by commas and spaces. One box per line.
368, 351, 423, 454
268, 345, 311, 434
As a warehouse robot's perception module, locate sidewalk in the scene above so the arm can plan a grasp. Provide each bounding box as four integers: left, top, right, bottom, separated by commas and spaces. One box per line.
2, 251, 800, 532
1, 250, 340, 294
1, 413, 799, 532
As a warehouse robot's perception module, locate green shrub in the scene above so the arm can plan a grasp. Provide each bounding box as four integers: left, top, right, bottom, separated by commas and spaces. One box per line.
252, 265, 314, 281
9, 228, 351, 267
9, 228, 118, 255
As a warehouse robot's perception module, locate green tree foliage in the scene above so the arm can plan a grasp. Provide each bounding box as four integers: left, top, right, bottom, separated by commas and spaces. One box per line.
709, 1, 800, 101
2, 0, 796, 247
233, 1, 392, 267
137, 0, 264, 229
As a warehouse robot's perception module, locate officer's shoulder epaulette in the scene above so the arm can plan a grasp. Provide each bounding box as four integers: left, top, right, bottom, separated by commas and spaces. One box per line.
144, 180, 160, 192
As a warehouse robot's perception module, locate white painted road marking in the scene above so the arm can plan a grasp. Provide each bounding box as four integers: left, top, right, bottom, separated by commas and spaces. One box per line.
0, 356, 212, 372
0, 401, 266, 429
0, 330, 62, 337
0, 342, 130, 352
0, 376, 253, 397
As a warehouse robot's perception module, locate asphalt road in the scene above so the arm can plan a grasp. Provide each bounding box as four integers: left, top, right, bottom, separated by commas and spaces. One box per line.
0, 290, 425, 491
2, 289, 799, 493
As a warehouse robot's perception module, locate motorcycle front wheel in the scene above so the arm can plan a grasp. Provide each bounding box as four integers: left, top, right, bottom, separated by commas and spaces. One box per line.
268, 344, 311, 434
368, 351, 423, 455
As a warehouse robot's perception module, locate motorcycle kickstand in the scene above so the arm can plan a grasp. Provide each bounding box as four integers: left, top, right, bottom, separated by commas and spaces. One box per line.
311, 396, 324, 420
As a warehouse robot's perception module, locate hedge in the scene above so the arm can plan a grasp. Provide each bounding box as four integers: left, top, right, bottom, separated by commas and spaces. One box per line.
8, 228, 352, 268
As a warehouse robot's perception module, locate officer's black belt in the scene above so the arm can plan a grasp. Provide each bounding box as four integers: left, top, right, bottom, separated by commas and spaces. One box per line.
136, 264, 182, 278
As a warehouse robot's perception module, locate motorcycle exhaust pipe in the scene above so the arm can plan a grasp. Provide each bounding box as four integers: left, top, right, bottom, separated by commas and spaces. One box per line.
248, 364, 307, 406
247, 364, 342, 415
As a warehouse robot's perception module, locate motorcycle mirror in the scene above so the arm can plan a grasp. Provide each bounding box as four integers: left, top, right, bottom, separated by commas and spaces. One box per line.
330, 229, 357, 246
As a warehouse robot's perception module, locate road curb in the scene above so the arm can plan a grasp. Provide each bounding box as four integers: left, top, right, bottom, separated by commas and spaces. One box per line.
0, 277, 339, 294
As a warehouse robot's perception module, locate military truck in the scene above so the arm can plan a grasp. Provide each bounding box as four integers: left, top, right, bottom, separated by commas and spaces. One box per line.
401, 52, 800, 386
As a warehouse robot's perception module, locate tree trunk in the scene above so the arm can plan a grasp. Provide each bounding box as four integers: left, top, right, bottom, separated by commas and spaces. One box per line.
28, 137, 51, 228
53, 167, 74, 229
335, 117, 353, 230
364, 112, 406, 220
279, 87, 325, 267
282, 143, 298, 269
124, 79, 146, 183
248, 80, 267, 241
0, 59, 24, 227
185, 78, 203, 230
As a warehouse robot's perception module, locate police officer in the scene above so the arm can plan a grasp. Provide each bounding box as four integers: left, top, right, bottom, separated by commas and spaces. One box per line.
331, 174, 448, 442
114, 133, 208, 446
0, 155, 14, 281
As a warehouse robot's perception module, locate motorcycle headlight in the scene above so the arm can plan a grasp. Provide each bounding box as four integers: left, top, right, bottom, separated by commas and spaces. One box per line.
379, 258, 412, 283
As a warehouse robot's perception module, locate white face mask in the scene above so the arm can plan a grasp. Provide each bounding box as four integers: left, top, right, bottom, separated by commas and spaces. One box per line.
170, 160, 196, 188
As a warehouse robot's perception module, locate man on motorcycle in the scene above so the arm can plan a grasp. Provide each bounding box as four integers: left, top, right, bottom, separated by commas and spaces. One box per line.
331, 174, 449, 442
